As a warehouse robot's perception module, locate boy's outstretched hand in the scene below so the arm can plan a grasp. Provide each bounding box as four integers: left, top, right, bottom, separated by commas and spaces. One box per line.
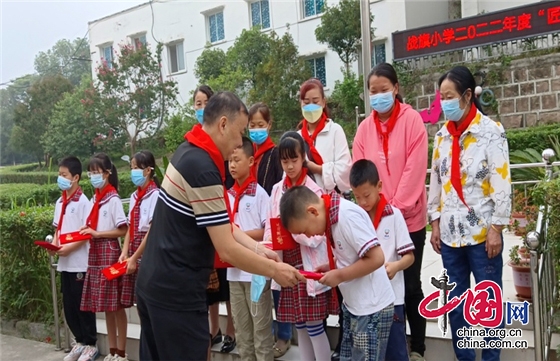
272, 263, 306, 288
319, 269, 344, 288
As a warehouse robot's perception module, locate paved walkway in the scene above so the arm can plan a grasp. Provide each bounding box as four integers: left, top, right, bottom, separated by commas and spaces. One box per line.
0, 334, 102, 361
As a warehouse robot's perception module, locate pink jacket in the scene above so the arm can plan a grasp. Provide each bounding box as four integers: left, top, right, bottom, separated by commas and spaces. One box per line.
353, 103, 428, 233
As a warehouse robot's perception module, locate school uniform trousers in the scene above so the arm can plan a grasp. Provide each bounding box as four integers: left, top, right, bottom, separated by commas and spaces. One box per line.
61, 271, 97, 346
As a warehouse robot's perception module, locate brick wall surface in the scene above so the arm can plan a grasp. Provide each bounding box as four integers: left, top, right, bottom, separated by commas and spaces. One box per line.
408, 52, 560, 137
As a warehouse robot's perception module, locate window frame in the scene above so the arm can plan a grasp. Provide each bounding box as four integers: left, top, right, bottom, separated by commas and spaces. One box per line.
301, 0, 325, 19
100, 44, 114, 69
207, 10, 225, 43
306, 56, 327, 87
131, 33, 147, 50
371, 41, 387, 67
250, 0, 271, 30
167, 41, 185, 74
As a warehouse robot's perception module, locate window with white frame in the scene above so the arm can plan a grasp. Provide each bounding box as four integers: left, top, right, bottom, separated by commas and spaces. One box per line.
101, 45, 113, 69
133, 34, 147, 50
168, 42, 185, 74
208, 11, 225, 43
302, 0, 324, 18
372, 42, 386, 66
307, 56, 326, 86
251, 0, 270, 29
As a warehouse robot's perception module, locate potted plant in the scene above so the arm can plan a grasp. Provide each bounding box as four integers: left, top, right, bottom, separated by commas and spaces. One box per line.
508, 244, 532, 301
511, 190, 528, 236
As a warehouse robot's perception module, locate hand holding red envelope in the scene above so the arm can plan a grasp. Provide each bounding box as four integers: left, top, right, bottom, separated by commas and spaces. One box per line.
102, 261, 128, 280
59, 231, 91, 245
34, 241, 61, 252
299, 270, 324, 281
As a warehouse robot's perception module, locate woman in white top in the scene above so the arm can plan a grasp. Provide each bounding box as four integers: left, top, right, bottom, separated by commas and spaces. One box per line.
297, 78, 352, 193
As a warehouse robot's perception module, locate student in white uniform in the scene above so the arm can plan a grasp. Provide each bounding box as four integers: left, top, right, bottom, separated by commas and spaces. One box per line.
350, 160, 415, 361
79, 153, 129, 361
119, 150, 160, 308
51, 156, 98, 361
279, 186, 396, 361
227, 137, 274, 361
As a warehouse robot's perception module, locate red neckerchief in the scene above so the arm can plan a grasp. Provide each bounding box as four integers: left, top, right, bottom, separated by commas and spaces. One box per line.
252, 138, 275, 177
372, 193, 390, 229
192, 123, 202, 130
184, 125, 233, 223
129, 181, 157, 238
282, 168, 308, 191
301, 112, 328, 165
86, 184, 117, 230
373, 101, 401, 175
322, 192, 338, 270
229, 176, 257, 215
446, 104, 477, 208
56, 188, 83, 235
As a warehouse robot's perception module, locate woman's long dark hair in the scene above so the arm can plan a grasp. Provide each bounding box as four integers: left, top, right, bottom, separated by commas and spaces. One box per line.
132, 150, 160, 187
367, 63, 404, 103
193, 85, 214, 102
438, 65, 485, 114
88, 153, 119, 191
278, 131, 315, 182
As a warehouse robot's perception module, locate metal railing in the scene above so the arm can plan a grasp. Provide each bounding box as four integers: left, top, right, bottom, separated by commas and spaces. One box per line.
525, 149, 558, 361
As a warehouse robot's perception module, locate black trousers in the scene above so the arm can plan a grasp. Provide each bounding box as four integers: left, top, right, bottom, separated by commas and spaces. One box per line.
137, 291, 209, 361
404, 228, 427, 356
60, 271, 97, 346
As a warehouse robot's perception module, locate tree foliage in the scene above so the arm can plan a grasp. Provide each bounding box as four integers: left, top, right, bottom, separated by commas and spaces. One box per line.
315, 0, 374, 74
42, 76, 125, 161
34, 38, 91, 86
11, 75, 74, 166
83, 43, 178, 155
194, 27, 311, 130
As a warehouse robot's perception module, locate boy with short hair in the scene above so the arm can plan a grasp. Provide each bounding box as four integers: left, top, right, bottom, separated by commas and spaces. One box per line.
227, 137, 274, 361
350, 159, 415, 361
279, 185, 395, 361
51, 156, 98, 361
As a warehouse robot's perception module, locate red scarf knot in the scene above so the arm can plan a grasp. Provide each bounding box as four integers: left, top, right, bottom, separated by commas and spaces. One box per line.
301, 112, 328, 166
373, 101, 401, 175
282, 168, 308, 191
228, 176, 257, 215
252, 137, 275, 177
86, 184, 118, 231
129, 181, 157, 238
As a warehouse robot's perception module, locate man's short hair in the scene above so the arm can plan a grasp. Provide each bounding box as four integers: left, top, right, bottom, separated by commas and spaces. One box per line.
350, 159, 380, 188
59, 156, 82, 181
238, 136, 254, 157
280, 186, 320, 229
203, 91, 248, 126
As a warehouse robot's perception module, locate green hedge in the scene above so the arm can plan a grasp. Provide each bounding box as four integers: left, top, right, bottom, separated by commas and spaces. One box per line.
506, 124, 560, 153
0, 164, 42, 173
0, 206, 60, 323
0, 172, 58, 185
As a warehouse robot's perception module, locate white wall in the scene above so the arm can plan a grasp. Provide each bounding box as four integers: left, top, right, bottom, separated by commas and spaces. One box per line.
462, 0, 539, 17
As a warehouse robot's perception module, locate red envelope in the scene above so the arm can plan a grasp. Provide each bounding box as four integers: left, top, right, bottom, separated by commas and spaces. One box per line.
270, 218, 297, 251
299, 270, 324, 281
102, 261, 128, 281
59, 231, 91, 245
34, 241, 61, 252
214, 252, 233, 268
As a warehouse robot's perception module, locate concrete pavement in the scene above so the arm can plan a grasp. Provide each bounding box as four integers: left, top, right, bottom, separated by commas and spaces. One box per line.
0, 334, 102, 361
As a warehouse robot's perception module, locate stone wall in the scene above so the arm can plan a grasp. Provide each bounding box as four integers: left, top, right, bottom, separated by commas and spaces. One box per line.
405, 52, 560, 136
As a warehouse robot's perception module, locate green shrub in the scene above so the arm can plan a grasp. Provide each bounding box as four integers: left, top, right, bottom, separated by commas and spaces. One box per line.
0, 172, 58, 185
0, 164, 43, 173
506, 124, 560, 154
0, 206, 60, 323
0, 184, 61, 210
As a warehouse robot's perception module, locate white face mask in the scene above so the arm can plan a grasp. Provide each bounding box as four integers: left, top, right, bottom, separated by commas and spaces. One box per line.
302, 104, 323, 123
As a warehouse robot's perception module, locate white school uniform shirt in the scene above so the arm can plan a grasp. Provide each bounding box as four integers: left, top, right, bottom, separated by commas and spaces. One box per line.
227, 182, 270, 283
52, 189, 90, 272
94, 193, 128, 233
376, 204, 415, 306
330, 196, 395, 316
298, 120, 352, 192
127, 187, 159, 233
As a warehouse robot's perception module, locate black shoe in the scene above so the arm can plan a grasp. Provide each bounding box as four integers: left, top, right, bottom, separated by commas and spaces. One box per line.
331, 350, 340, 361
220, 335, 236, 353
211, 329, 222, 346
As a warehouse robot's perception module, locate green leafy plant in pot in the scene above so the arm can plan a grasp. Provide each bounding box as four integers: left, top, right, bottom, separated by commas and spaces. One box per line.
508, 244, 532, 301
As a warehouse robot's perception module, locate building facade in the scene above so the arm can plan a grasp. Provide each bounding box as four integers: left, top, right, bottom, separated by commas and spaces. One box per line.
88, 0, 542, 105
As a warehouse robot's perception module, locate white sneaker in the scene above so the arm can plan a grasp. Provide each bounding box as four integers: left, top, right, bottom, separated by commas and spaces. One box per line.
102, 354, 114, 361
77, 345, 98, 361
64, 343, 84, 361
113, 355, 128, 361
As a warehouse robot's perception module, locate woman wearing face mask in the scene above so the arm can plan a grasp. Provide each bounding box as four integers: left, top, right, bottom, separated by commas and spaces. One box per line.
297, 78, 352, 194
248, 102, 283, 196
119, 150, 160, 309
193, 85, 214, 127
428, 66, 511, 361
352, 63, 428, 361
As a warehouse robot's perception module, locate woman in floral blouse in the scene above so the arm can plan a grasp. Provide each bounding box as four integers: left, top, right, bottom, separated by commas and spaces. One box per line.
428, 66, 511, 361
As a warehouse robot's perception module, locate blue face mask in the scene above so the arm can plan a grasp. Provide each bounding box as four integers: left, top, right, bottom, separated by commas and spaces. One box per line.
131, 169, 146, 187
249, 128, 268, 145
195, 109, 204, 124
441, 98, 465, 122
370, 91, 395, 113
57, 176, 73, 191
90, 174, 105, 189
250, 274, 267, 316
